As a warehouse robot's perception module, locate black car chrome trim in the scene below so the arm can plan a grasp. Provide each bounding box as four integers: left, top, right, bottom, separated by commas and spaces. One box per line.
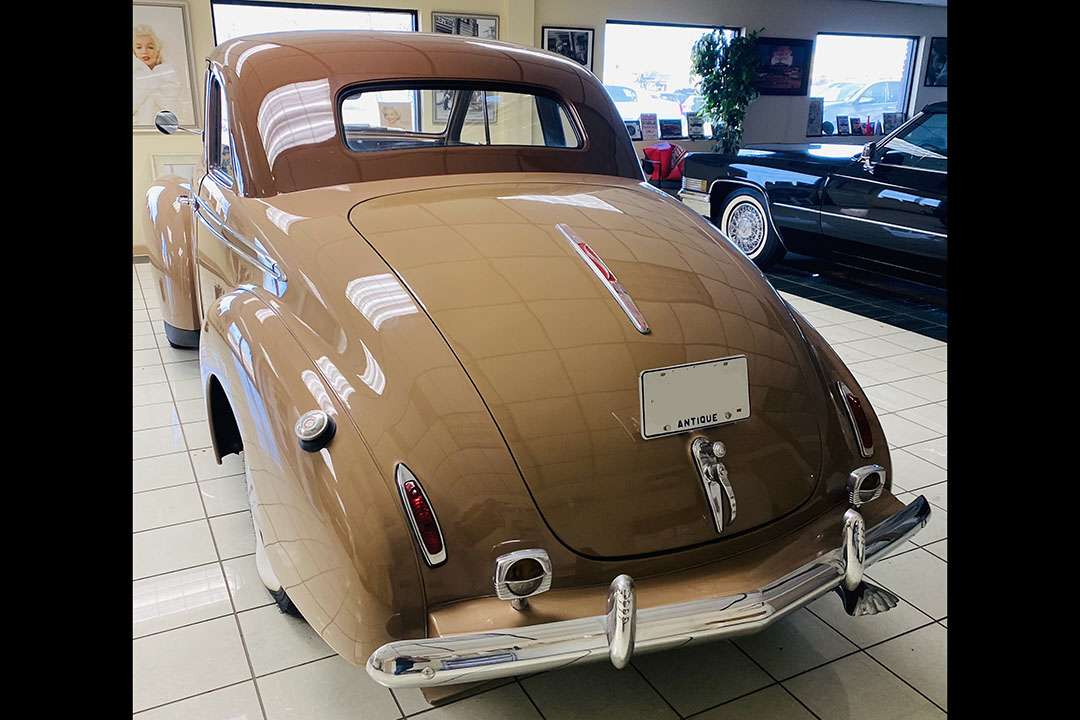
818, 210, 947, 238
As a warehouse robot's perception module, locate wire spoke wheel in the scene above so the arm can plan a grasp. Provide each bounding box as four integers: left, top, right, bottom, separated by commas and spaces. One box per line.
726, 202, 766, 255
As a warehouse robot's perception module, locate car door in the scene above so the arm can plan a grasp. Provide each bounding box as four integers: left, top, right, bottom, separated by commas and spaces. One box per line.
819, 110, 947, 263
194, 69, 285, 318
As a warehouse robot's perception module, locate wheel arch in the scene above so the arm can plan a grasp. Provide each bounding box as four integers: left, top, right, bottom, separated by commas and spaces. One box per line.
198, 289, 427, 665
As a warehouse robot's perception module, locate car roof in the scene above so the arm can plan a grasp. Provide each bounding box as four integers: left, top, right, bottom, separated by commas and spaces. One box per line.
208, 31, 640, 196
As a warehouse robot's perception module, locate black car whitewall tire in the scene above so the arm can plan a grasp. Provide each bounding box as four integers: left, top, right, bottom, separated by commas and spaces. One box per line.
245, 454, 303, 618
716, 188, 786, 269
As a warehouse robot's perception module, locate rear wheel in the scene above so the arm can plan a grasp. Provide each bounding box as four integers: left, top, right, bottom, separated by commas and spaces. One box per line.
715, 189, 786, 269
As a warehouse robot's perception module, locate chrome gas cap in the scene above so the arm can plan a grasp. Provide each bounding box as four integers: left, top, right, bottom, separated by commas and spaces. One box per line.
295, 410, 336, 451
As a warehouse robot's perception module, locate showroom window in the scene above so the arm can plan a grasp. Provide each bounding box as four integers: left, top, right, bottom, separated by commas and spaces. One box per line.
603, 21, 738, 136
211, 0, 416, 44
808, 33, 917, 134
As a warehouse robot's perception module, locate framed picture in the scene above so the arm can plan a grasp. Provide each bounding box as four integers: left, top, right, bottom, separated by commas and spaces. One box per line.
542, 26, 594, 69
432, 11, 498, 39
432, 89, 497, 125
925, 37, 947, 87
625, 120, 642, 140
151, 153, 201, 184
133, 1, 199, 132
754, 37, 814, 96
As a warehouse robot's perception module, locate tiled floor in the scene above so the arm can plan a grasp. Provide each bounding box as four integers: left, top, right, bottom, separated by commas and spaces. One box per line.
132, 260, 946, 719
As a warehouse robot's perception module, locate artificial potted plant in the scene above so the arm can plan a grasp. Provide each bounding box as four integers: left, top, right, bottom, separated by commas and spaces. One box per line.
690, 28, 762, 154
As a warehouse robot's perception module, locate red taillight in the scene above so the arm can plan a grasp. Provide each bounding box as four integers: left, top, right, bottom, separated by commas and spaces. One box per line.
396, 465, 446, 566
402, 479, 443, 555
838, 382, 874, 458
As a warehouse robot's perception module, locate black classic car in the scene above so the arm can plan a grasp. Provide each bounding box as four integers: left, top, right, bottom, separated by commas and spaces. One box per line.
679, 102, 946, 285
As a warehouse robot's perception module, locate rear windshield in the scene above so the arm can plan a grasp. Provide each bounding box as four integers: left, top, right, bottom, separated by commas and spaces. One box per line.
340, 84, 582, 153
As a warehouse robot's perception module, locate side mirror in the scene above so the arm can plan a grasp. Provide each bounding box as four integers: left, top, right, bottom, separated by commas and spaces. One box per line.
154, 110, 202, 136
860, 142, 875, 168
154, 110, 180, 135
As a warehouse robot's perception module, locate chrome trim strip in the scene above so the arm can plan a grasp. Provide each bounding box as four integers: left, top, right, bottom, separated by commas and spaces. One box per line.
837, 381, 873, 458
772, 203, 819, 212
395, 464, 447, 567
366, 497, 931, 688
556, 223, 649, 334
195, 205, 288, 281
819, 210, 947, 238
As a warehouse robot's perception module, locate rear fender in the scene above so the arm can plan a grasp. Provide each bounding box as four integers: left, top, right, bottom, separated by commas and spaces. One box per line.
199, 288, 426, 664
143, 175, 200, 336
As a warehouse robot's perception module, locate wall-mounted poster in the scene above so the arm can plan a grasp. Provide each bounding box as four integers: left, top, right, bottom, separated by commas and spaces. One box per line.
754, 37, 813, 96
639, 113, 659, 141
659, 119, 683, 139
625, 120, 642, 140
542, 26, 594, 69
806, 97, 823, 136
925, 37, 947, 87
849, 117, 863, 136
378, 102, 414, 131
686, 113, 705, 139
432, 11, 498, 38
133, 2, 199, 131
836, 115, 850, 135
882, 112, 905, 136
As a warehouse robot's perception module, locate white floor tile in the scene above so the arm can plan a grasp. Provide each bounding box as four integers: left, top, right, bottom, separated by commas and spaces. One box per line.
133, 681, 263, 720
133, 563, 232, 638
806, 592, 934, 649
183, 420, 213, 449
878, 330, 944, 352
878, 414, 941, 449
867, 623, 947, 710
132, 615, 252, 712
783, 652, 944, 719
191, 448, 245, 480
176, 397, 208, 423
134, 425, 188, 460
135, 365, 168, 386
200, 474, 250, 516
693, 685, 815, 720
256, 655, 399, 720
134, 382, 174, 407
134, 452, 197, 493
842, 337, 911, 359
222, 554, 275, 612
171, 377, 204, 400
165, 360, 202, 382
421, 682, 543, 720
238, 604, 335, 677
866, 549, 948, 620
865, 384, 930, 414
817, 324, 872, 344
134, 520, 218, 580
524, 659, 680, 719
210, 511, 256, 560
896, 402, 947, 435
891, 375, 947, 402
889, 449, 947, 493
924, 539, 947, 561
905, 437, 948, 470
134, 348, 164, 367
133, 483, 206, 532
631, 640, 771, 716
133, 402, 181, 432
733, 608, 856, 680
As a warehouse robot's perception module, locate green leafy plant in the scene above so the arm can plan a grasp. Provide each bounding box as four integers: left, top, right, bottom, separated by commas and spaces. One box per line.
691, 28, 763, 154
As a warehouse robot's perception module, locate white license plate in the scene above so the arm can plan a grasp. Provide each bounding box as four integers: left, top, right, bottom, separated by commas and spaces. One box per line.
639, 356, 750, 439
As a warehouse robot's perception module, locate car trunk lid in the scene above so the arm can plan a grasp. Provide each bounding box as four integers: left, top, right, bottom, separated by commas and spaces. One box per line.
347, 180, 825, 558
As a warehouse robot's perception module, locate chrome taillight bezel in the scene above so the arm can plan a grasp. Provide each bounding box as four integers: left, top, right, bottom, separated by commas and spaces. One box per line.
395, 463, 446, 567
837, 381, 874, 458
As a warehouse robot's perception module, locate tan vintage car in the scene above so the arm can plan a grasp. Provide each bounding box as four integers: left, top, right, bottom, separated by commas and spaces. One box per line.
143, 30, 930, 690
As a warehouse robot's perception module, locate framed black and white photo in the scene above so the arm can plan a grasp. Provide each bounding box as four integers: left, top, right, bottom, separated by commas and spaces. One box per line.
432, 11, 498, 39
542, 26, 594, 69
924, 37, 947, 87
133, 1, 199, 131
432, 89, 497, 125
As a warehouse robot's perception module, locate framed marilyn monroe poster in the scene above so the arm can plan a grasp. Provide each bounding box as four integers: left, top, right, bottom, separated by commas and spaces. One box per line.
133, 2, 199, 131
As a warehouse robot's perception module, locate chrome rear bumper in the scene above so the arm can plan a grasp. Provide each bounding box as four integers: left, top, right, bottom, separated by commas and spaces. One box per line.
678, 189, 711, 218
366, 496, 930, 688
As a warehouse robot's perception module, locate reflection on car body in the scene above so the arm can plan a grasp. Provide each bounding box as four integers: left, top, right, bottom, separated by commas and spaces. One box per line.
143, 30, 930, 692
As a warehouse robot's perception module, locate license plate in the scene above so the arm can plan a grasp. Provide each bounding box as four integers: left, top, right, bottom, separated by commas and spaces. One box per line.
639, 356, 750, 439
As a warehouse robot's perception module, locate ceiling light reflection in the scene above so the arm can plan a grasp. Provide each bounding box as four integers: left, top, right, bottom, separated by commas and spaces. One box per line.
345, 274, 418, 331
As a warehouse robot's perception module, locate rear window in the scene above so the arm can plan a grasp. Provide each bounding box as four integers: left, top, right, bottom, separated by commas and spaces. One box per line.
340, 85, 582, 153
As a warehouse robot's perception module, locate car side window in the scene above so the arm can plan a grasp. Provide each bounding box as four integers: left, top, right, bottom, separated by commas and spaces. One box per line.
206, 76, 234, 183
879, 112, 947, 172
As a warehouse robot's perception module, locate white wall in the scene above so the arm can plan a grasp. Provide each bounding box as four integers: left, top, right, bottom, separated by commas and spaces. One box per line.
132, 0, 945, 254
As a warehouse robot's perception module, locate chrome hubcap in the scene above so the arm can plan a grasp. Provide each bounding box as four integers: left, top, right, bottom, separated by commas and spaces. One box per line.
727, 203, 765, 255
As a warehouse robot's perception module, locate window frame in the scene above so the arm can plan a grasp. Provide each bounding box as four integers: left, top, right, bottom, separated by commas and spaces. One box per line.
335, 80, 586, 155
